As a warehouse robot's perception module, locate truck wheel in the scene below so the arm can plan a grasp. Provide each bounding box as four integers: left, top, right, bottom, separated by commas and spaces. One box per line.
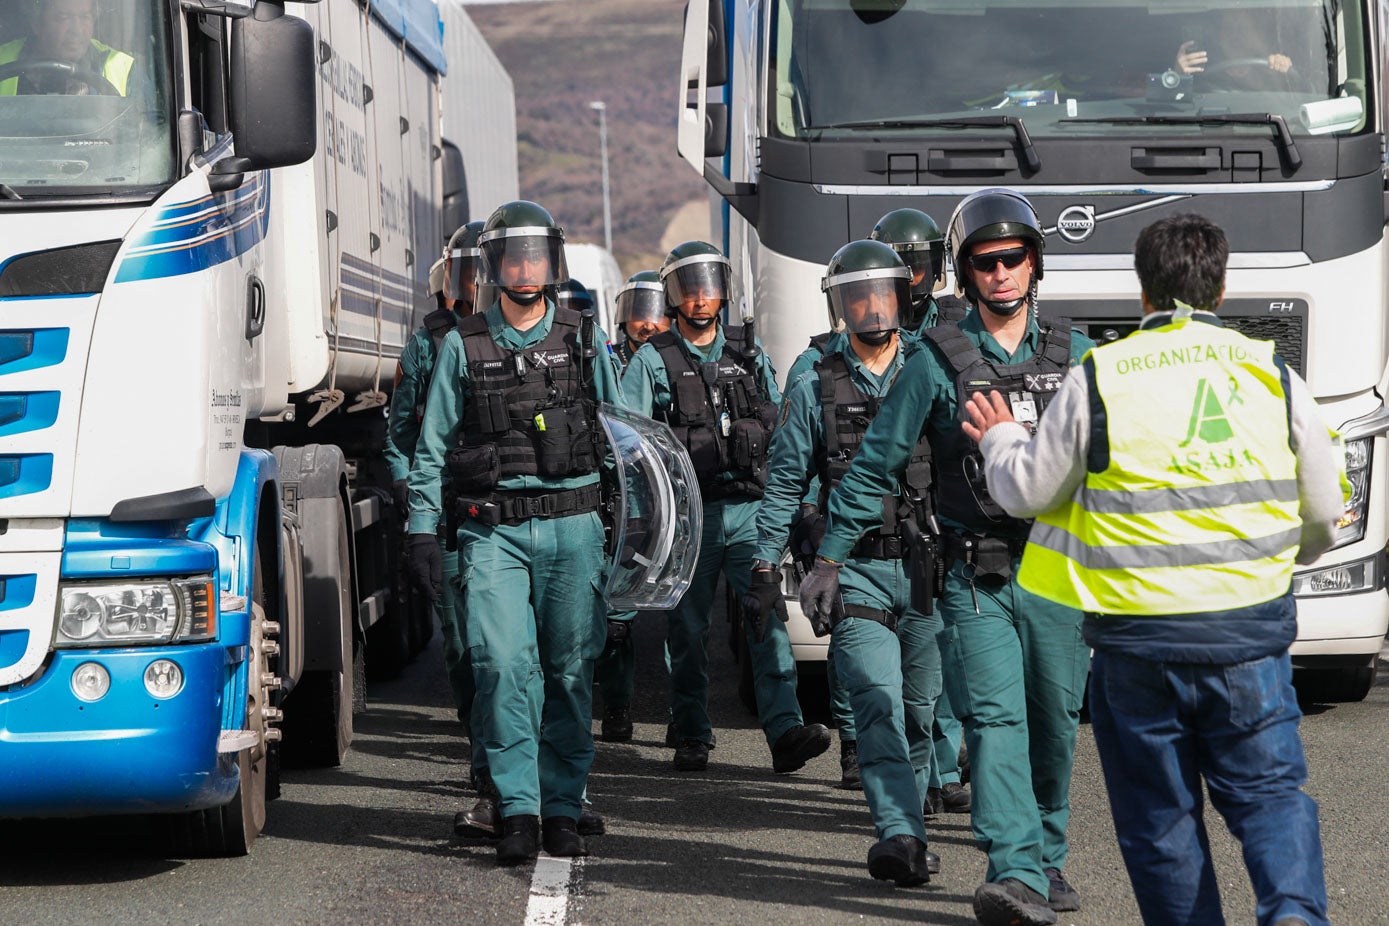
280, 498, 354, 767
1296, 663, 1378, 703
166, 591, 275, 856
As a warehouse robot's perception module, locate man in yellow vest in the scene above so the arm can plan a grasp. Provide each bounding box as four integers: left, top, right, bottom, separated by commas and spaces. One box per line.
0, 0, 133, 96
961, 213, 1343, 926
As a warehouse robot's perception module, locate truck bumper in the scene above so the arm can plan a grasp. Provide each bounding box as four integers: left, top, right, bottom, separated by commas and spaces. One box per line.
0, 643, 236, 817
1291, 586, 1389, 662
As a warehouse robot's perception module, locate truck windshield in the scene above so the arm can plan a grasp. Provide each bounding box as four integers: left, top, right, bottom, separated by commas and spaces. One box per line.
769, 1, 1369, 141
0, 0, 175, 199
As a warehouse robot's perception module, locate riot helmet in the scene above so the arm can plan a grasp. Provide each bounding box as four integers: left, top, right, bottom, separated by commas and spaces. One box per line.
946, 188, 1044, 317
616, 270, 668, 345
445, 220, 485, 310
478, 201, 568, 307
821, 239, 909, 346
660, 241, 731, 331
869, 208, 945, 329
558, 278, 596, 314
426, 256, 447, 309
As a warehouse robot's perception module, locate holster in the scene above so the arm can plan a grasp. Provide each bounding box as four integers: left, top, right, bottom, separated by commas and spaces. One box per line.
942, 532, 1027, 586
901, 519, 937, 615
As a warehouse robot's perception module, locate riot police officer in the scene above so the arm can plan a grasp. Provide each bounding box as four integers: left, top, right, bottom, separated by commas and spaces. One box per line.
800, 189, 1094, 926
406, 201, 625, 864
384, 221, 499, 834
623, 240, 831, 773
780, 207, 967, 793
750, 239, 942, 885
594, 270, 669, 743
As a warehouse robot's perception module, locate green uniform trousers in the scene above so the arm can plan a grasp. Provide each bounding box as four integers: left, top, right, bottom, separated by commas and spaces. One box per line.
929, 685, 964, 789
441, 549, 487, 775
458, 510, 607, 819
835, 555, 940, 843
938, 556, 1088, 899
596, 610, 636, 710
668, 497, 803, 749
827, 638, 856, 743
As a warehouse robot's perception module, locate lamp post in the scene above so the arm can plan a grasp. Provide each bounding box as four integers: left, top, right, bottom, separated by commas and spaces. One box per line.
589, 100, 612, 253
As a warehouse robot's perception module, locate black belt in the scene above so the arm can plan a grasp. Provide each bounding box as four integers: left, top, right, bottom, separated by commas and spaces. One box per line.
851, 533, 905, 560
702, 481, 762, 503
941, 532, 1027, 563
456, 484, 602, 527
832, 603, 899, 635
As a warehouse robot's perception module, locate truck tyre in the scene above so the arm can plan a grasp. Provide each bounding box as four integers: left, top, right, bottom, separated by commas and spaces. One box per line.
280, 495, 355, 767
1296, 663, 1378, 703
166, 565, 275, 856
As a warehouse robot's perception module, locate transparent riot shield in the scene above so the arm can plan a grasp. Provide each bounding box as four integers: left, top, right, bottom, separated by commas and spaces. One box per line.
599, 403, 702, 609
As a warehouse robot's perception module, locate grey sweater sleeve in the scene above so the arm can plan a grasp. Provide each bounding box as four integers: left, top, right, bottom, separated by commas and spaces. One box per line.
976, 365, 1091, 518
1287, 371, 1344, 565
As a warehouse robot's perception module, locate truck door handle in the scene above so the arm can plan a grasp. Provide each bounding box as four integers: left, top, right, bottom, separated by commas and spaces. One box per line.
245, 276, 266, 342
1131, 147, 1221, 171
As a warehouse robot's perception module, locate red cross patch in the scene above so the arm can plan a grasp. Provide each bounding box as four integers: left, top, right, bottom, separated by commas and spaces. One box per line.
468, 505, 479, 518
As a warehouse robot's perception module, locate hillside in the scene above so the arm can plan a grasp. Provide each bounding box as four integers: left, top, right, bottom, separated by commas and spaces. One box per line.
467, 0, 710, 275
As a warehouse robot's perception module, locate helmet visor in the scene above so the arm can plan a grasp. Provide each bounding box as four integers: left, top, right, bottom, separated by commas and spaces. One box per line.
445, 251, 479, 303
663, 259, 730, 312
478, 229, 568, 288
826, 273, 908, 336
616, 281, 666, 325
898, 243, 945, 298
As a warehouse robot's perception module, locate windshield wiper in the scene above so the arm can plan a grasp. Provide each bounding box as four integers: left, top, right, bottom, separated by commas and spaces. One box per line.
0, 183, 22, 201
1060, 114, 1300, 170
807, 116, 1041, 172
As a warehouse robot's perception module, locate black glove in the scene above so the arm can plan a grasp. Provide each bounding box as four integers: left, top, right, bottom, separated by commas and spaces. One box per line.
392, 479, 410, 516
407, 533, 443, 600
789, 508, 827, 575
798, 558, 842, 638
740, 565, 788, 644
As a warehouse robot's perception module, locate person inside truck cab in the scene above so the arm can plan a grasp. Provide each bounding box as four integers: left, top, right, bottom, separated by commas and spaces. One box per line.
0, 0, 133, 95
1170, 8, 1310, 92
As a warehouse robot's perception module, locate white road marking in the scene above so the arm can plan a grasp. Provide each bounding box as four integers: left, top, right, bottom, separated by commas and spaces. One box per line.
524, 854, 580, 926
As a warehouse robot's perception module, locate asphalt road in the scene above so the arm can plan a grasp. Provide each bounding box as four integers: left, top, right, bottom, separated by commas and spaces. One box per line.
2, 607, 1387, 926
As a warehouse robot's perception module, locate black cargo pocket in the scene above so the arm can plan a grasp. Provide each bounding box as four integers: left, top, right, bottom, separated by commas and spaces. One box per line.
729, 419, 767, 470
535, 407, 573, 477
972, 537, 1013, 586
446, 443, 500, 493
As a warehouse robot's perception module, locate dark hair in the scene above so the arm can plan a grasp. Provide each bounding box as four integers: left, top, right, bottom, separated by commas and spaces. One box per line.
1133, 214, 1228, 312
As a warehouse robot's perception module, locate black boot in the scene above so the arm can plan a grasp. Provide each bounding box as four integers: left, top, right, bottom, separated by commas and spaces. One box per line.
454, 771, 502, 838
577, 808, 606, 836
541, 816, 587, 857
838, 739, 862, 790
941, 781, 971, 813
673, 738, 710, 771
972, 879, 1057, 926
866, 834, 931, 887
496, 815, 540, 866
601, 706, 633, 743
771, 723, 832, 774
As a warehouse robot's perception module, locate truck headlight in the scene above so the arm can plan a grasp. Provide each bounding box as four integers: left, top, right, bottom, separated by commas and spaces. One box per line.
55, 577, 216, 647
1331, 437, 1372, 549
1292, 552, 1383, 597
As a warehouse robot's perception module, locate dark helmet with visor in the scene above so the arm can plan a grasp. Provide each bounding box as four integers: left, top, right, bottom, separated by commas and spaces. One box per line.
445, 220, 485, 304
821, 240, 910, 342
869, 208, 946, 303
478, 201, 568, 305
946, 188, 1044, 309
660, 241, 731, 316
557, 278, 596, 313
616, 270, 665, 327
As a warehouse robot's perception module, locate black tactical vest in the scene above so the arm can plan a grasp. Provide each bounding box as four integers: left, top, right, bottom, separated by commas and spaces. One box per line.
454, 308, 598, 483
414, 307, 461, 420
932, 295, 970, 327
649, 325, 777, 498
814, 349, 933, 546
925, 319, 1073, 530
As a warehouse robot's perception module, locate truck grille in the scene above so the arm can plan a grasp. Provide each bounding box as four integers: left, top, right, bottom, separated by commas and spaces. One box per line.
1222, 315, 1305, 376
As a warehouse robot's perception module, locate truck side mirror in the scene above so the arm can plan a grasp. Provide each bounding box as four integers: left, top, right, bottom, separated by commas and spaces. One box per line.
441, 140, 469, 237
228, 3, 317, 170
705, 0, 727, 88
704, 102, 728, 158
209, 156, 253, 193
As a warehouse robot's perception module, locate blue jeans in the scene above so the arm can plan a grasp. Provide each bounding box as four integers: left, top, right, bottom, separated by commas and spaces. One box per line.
1088, 649, 1328, 926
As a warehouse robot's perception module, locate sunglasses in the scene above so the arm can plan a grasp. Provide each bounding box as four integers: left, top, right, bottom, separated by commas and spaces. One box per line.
966, 247, 1030, 274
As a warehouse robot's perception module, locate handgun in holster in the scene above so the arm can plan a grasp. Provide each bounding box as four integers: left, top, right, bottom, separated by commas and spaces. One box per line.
901, 516, 939, 616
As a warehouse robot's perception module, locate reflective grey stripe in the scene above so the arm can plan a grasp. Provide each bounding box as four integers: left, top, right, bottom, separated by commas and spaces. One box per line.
1029, 522, 1302, 570
1080, 478, 1299, 514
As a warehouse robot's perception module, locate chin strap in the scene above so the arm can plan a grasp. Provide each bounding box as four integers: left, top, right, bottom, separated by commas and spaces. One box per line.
678, 310, 717, 330
502, 287, 544, 307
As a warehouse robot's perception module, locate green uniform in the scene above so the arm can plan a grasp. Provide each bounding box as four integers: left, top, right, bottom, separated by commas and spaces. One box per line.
408, 299, 626, 820
820, 308, 1093, 899
757, 341, 939, 843
624, 327, 803, 749
595, 335, 642, 713
386, 316, 478, 754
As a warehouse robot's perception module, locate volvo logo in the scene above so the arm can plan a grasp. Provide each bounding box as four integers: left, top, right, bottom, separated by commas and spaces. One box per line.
1056, 205, 1096, 243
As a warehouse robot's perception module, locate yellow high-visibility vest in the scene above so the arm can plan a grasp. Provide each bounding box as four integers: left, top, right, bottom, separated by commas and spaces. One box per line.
1019, 315, 1302, 615
0, 38, 133, 96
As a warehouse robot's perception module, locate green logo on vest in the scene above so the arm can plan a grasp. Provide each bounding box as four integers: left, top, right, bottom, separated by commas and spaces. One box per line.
1180, 377, 1236, 446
